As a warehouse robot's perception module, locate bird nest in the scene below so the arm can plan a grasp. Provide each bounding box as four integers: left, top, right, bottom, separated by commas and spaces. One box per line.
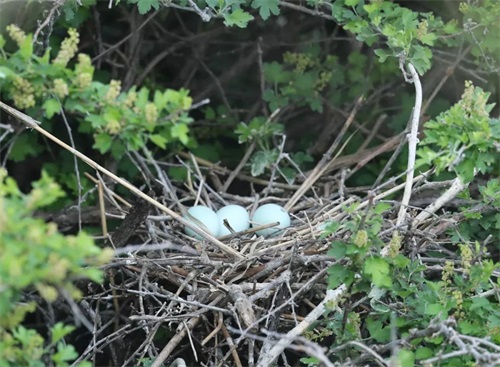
68, 143, 460, 367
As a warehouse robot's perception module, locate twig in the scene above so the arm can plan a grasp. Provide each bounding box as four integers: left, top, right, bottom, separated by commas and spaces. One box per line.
222, 141, 256, 193
421, 45, 472, 116
186, 0, 213, 22
33, 0, 65, 54
256, 284, 347, 367
413, 176, 468, 226
257, 37, 268, 117
278, 0, 334, 21
150, 294, 225, 367
285, 96, 363, 211
92, 11, 158, 62
221, 323, 243, 367
59, 101, 83, 231
201, 312, 224, 346
97, 180, 108, 236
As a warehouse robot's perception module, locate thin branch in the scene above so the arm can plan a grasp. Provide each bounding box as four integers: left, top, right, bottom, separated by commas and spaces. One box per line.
222, 141, 256, 193
285, 96, 363, 211
413, 176, 468, 226
256, 284, 347, 367
396, 62, 422, 228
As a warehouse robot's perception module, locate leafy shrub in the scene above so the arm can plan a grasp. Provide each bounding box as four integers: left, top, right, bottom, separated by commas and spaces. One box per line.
0, 168, 112, 366
0, 25, 194, 162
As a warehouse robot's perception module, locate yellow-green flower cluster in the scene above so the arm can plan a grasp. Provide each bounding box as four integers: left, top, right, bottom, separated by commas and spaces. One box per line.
105, 80, 122, 104
53, 28, 79, 67
6, 24, 26, 47
11, 76, 35, 109
441, 260, 455, 284
73, 54, 94, 89
353, 229, 368, 247
53, 78, 69, 99
460, 81, 490, 118
315, 70, 332, 91
75, 73, 92, 89
459, 244, 472, 275
105, 118, 122, 135
145, 103, 158, 124
76, 53, 92, 70
387, 231, 401, 258
452, 290, 464, 318
284, 52, 316, 73
123, 90, 137, 108
36, 284, 58, 302
417, 20, 428, 39
459, 2, 469, 13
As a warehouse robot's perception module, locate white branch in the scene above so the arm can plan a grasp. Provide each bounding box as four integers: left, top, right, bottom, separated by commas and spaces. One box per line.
413, 176, 468, 225
396, 62, 422, 227
256, 284, 347, 367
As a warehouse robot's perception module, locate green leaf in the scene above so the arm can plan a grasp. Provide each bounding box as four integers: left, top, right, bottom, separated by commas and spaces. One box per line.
425, 303, 446, 316
300, 356, 320, 366
328, 264, 353, 288
29, 170, 66, 208
19, 34, 33, 60
0, 34, 5, 48
42, 99, 61, 119
51, 323, 75, 344
396, 350, 415, 367
52, 342, 78, 363
373, 202, 392, 214
251, 0, 280, 20
170, 123, 189, 145
93, 133, 112, 153
328, 240, 347, 258
309, 98, 323, 112
223, 9, 254, 28
363, 3, 381, 14
415, 347, 434, 359
154, 90, 168, 112
419, 32, 437, 46
0, 66, 15, 79
250, 149, 278, 176
128, 0, 160, 14
393, 254, 411, 268
366, 318, 390, 342
456, 159, 475, 183
149, 134, 168, 149
263, 62, 287, 83
9, 133, 43, 161
136, 87, 150, 109
374, 48, 389, 63
205, 0, 218, 9
345, 0, 360, 6
410, 45, 432, 75
364, 256, 392, 288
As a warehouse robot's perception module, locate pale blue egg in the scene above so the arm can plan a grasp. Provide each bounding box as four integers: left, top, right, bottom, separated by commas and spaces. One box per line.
252, 204, 291, 236
216, 205, 250, 236
184, 206, 220, 239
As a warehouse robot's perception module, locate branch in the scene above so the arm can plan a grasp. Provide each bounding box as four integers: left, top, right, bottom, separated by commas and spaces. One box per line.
380, 62, 422, 258
256, 284, 347, 367
396, 62, 422, 228
413, 176, 469, 226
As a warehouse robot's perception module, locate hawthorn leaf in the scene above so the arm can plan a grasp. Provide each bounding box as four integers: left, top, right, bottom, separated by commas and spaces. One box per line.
252, 0, 279, 20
